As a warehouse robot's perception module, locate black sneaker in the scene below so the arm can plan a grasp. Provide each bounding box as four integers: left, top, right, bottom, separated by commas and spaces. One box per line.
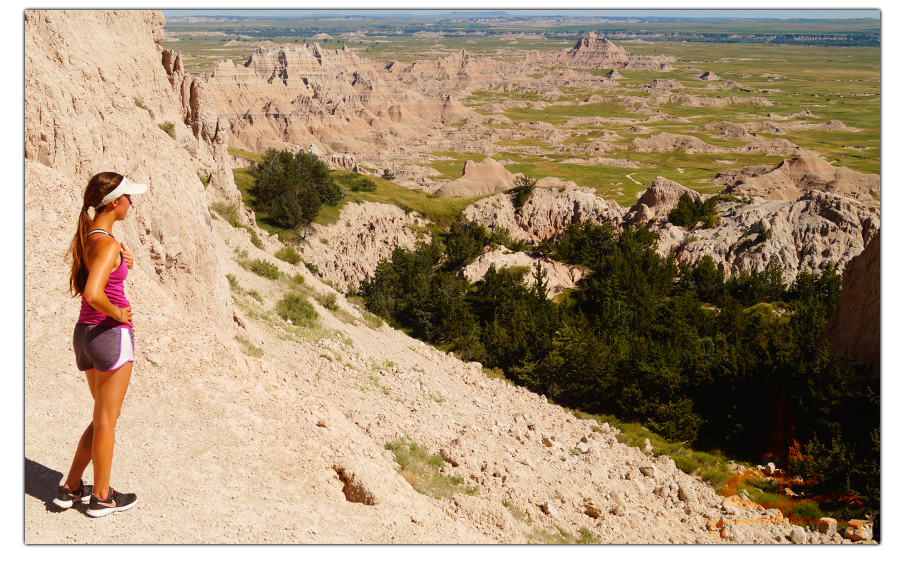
86, 487, 137, 518
53, 480, 93, 509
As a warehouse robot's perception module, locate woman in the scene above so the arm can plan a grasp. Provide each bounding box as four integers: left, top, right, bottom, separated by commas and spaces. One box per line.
56, 172, 147, 517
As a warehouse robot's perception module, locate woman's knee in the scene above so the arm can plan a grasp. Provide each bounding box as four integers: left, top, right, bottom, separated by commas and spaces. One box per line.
93, 406, 122, 430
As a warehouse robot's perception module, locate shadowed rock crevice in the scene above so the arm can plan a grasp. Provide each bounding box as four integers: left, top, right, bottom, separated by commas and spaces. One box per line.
333, 464, 378, 505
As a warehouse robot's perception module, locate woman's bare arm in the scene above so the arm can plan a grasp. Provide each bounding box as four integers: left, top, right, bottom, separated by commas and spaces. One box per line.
83, 237, 132, 324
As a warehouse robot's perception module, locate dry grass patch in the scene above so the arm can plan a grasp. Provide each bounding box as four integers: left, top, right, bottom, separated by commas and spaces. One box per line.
385, 437, 478, 500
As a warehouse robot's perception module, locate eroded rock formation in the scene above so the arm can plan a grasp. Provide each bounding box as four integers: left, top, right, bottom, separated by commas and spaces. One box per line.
716, 151, 880, 204
435, 157, 517, 198
464, 187, 625, 242
298, 202, 430, 293
620, 178, 879, 283
206, 43, 476, 156
536, 33, 675, 71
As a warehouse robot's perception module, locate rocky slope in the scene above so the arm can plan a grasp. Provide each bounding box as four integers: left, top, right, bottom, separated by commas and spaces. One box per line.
297, 202, 430, 293
24, 11, 874, 545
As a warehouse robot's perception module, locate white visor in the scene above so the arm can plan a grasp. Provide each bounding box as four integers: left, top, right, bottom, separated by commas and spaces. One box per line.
100, 177, 148, 206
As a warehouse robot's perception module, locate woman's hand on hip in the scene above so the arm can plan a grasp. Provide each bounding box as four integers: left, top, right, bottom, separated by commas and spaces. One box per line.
119, 305, 132, 325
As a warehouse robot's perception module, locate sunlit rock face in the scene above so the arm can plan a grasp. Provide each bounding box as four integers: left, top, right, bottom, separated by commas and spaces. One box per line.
206, 43, 476, 156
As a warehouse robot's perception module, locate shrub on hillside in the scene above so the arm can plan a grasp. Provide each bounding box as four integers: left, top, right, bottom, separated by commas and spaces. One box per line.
314, 292, 338, 311
210, 202, 239, 224
248, 258, 280, 280
275, 245, 302, 265
158, 121, 175, 139
134, 97, 154, 119
350, 177, 377, 192
276, 292, 318, 327
513, 175, 537, 209
668, 193, 720, 229
240, 225, 264, 249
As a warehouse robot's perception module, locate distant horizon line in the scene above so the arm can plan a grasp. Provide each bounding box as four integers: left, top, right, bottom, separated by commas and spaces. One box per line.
160, 9, 881, 22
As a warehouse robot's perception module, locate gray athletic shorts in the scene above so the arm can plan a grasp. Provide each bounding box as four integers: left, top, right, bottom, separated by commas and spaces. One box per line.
73, 324, 135, 372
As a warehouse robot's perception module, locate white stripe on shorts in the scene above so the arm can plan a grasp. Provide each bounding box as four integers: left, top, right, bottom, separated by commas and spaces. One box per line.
108, 328, 135, 371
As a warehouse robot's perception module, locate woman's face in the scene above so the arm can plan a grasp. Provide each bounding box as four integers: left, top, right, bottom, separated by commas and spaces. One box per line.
114, 194, 132, 219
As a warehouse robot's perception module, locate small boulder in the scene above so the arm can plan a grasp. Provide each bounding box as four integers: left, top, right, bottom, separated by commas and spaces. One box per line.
540, 501, 559, 518
789, 526, 808, 544
816, 517, 837, 537
842, 520, 873, 541
583, 500, 602, 519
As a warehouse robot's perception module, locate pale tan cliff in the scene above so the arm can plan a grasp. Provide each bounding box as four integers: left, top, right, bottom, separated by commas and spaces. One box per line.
464, 187, 626, 242
297, 202, 430, 293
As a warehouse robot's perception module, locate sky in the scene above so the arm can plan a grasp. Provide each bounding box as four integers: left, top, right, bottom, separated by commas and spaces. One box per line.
160, 8, 881, 20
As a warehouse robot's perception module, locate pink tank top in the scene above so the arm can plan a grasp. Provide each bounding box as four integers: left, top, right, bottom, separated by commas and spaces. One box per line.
77, 232, 132, 328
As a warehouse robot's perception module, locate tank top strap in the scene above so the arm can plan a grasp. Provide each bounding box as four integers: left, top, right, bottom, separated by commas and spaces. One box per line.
85, 229, 120, 261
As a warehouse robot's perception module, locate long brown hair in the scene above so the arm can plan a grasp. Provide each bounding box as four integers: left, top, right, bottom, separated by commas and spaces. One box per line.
67, 172, 124, 297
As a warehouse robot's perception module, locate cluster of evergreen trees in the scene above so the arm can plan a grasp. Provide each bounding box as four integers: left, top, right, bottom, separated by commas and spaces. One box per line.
249, 149, 343, 230
358, 218, 879, 523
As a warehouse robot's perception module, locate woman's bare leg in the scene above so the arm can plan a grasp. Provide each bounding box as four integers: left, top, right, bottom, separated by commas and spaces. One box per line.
63, 369, 98, 491
90, 361, 133, 499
